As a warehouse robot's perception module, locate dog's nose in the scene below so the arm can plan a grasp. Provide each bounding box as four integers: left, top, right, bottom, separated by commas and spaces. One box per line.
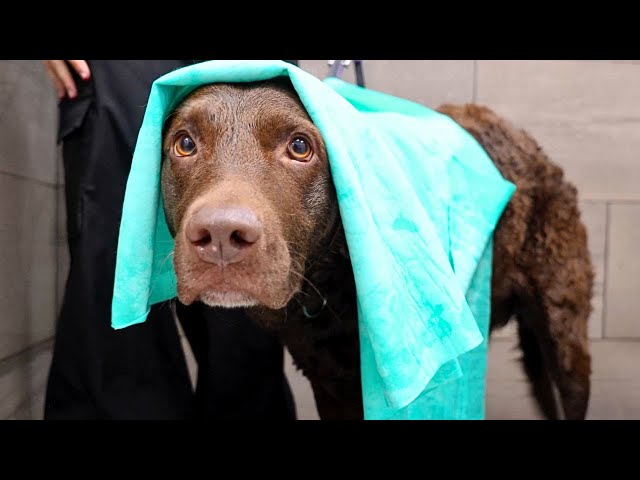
185, 206, 263, 265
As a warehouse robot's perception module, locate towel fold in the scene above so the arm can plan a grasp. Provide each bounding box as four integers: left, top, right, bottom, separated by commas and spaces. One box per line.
112, 60, 516, 419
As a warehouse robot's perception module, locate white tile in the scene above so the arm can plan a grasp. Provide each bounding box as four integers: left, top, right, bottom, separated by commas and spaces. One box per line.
580, 201, 606, 339
299, 60, 474, 108
477, 60, 640, 201
584, 340, 640, 419
605, 203, 640, 337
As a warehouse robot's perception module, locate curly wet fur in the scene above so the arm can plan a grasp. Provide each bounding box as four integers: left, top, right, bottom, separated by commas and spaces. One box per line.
163, 85, 593, 420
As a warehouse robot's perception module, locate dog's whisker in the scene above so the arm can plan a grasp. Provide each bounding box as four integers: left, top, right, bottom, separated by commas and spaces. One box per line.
147, 250, 175, 299
289, 270, 324, 301
157, 250, 175, 270
292, 295, 306, 310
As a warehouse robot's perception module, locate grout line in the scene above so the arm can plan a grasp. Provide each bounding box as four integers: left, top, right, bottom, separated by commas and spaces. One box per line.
0, 169, 58, 188
490, 336, 640, 343
594, 337, 640, 342
602, 202, 610, 339
581, 198, 640, 205
602, 60, 640, 66
5, 394, 33, 420
578, 198, 640, 205
0, 338, 54, 375
472, 60, 478, 103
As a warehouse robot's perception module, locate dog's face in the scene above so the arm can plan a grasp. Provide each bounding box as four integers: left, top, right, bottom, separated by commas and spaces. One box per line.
161, 79, 337, 311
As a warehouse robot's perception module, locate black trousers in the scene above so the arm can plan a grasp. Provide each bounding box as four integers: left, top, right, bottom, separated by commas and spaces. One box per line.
44, 60, 296, 420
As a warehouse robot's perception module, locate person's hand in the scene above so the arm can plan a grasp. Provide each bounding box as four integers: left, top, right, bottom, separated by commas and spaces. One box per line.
42, 60, 91, 100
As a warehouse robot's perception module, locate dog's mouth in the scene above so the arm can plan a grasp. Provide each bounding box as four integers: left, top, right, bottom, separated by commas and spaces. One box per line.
177, 271, 294, 309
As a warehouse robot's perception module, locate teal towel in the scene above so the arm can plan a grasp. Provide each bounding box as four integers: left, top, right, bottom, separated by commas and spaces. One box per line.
112, 60, 516, 420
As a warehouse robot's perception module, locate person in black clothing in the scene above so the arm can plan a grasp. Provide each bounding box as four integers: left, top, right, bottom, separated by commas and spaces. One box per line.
42, 60, 298, 419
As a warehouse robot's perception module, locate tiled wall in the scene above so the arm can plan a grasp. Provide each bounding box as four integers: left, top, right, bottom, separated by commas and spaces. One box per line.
1, 60, 638, 420
0, 60, 58, 419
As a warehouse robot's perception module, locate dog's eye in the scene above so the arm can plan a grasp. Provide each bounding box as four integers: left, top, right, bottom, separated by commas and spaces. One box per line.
174, 135, 197, 156
287, 136, 312, 161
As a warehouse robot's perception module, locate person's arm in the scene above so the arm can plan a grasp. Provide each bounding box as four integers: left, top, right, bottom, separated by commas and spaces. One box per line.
42, 60, 91, 99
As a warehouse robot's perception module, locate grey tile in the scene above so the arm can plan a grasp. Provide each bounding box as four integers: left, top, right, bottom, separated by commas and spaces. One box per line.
0, 61, 21, 119
299, 60, 475, 108
6, 399, 31, 419
6, 390, 46, 420
476, 60, 640, 201
3, 60, 50, 84
0, 335, 30, 363
25, 181, 58, 346
30, 390, 46, 420
605, 203, 640, 337
0, 60, 58, 184
284, 349, 319, 420
6, 356, 49, 420
0, 174, 57, 360
0, 341, 52, 420
580, 201, 606, 339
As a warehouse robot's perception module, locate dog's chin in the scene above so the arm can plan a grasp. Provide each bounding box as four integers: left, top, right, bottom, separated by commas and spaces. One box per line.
198, 290, 260, 308
176, 282, 298, 310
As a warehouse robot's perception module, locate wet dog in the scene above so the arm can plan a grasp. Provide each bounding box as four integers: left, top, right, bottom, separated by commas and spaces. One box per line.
161, 78, 593, 420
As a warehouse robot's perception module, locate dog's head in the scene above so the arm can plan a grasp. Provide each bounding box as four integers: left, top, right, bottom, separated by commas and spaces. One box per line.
161, 78, 338, 311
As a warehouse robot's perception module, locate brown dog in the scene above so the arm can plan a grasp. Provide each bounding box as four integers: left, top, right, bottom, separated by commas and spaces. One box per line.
160, 78, 593, 420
